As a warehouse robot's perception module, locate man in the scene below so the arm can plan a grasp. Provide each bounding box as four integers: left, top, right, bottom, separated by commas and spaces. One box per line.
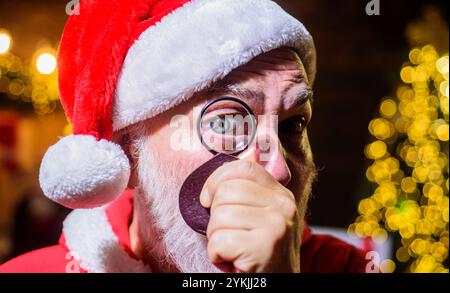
0, 0, 368, 273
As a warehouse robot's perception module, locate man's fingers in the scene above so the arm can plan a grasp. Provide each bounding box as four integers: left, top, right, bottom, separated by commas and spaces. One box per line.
200, 160, 284, 207
207, 178, 297, 219
207, 229, 260, 273
206, 204, 289, 239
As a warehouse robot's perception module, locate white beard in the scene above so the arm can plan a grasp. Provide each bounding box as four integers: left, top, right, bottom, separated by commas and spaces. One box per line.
134, 137, 221, 273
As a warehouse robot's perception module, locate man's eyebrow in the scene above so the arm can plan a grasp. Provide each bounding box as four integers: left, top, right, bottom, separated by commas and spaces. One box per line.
281, 80, 314, 107
295, 86, 314, 106
202, 81, 313, 107
202, 82, 264, 104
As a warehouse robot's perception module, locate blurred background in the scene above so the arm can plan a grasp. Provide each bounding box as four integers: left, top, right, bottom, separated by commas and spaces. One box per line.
0, 0, 448, 272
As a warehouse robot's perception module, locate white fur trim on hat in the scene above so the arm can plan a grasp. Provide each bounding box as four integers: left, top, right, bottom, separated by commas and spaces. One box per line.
114, 0, 316, 131
39, 135, 130, 209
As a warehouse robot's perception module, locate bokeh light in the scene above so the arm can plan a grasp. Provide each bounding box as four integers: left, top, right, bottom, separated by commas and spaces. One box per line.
350, 45, 449, 273
380, 259, 396, 273
36, 53, 57, 75
0, 30, 11, 54
0, 31, 60, 116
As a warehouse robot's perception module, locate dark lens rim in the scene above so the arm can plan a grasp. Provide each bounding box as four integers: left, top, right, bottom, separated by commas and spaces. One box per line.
197, 96, 257, 156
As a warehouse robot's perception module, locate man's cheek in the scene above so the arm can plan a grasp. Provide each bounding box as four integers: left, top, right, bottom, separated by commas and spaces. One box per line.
177, 154, 210, 180
286, 159, 314, 202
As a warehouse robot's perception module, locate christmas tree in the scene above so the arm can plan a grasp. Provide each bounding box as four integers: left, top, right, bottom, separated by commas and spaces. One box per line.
350, 8, 449, 273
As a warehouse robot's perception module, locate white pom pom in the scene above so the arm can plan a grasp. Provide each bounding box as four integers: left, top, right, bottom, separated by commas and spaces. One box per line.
39, 135, 130, 209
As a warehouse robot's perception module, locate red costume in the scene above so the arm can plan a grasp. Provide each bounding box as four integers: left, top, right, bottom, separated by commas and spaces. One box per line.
0, 191, 368, 273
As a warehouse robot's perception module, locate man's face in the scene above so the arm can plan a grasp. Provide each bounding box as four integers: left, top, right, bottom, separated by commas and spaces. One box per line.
131, 47, 317, 272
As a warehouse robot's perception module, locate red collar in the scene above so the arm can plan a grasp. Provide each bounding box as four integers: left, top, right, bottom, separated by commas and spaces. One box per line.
104, 190, 137, 259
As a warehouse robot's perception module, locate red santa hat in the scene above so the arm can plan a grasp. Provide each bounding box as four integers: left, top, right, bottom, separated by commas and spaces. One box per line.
39, 0, 316, 209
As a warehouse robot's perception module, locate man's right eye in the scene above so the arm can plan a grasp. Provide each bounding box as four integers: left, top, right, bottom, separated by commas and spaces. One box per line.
207, 115, 236, 135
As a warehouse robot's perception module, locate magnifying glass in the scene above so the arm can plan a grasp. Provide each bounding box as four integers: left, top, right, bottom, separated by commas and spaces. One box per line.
179, 97, 257, 235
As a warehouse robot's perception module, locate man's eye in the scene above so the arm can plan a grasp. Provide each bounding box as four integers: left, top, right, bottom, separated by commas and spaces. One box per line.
208, 115, 236, 135
281, 116, 307, 136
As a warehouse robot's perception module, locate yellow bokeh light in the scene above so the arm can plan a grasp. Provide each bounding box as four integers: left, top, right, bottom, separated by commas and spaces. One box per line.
436, 56, 449, 74
353, 45, 448, 272
396, 247, 410, 263
409, 48, 423, 65
400, 66, 415, 84
427, 185, 444, 201
431, 242, 448, 262
369, 118, 395, 140
8, 78, 25, 96
412, 165, 429, 183
411, 239, 429, 255
436, 124, 449, 141
422, 45, 438, 62
443, 208, 449, 223
395, 117, 410, 133
401, 177, 417, 193
0, 31, 11, 54
385, 157, 400, 173
433, 267, 449, 273
36, 53, 57, 75
440, 81, 449, 97
380, 259, 396, 273
424, 206, 441, 221
372, 227, 388, 244
416, 220, 432, 235
380, 99, 398, 118
399, 223, 416, 239
405, 149, 418, 166
413, 254, 438, 273
373, 121, 394, 140
368, 141, 387, 160
440, 96, 449, 116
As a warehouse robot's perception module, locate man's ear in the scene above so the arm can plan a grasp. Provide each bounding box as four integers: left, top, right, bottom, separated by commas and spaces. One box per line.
116, 132, 139, 189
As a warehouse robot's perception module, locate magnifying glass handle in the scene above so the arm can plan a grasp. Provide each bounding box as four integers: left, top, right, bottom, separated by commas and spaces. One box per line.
179, 153, 238, 235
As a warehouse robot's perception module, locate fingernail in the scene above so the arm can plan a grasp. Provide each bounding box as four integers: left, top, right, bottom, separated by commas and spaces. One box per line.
200, 188, 211, 207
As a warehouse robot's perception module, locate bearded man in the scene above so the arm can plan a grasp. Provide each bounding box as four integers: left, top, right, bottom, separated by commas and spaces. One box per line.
0, 0, 368, 273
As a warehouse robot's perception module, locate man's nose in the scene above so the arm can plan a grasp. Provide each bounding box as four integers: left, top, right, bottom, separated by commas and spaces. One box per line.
242, 128, 292, 187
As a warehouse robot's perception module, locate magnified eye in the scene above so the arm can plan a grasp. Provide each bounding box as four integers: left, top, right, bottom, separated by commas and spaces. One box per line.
198, 97, 257, 155
208, 115, 237, 135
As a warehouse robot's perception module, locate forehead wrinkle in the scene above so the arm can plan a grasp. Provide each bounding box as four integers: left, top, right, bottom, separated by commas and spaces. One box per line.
281, 81, 313, 107
202, 81, 264, 107
233, 61, 305, 76
201, 75, 312, 111
199, 49, 311, 112
232, 50, 305, 76
285, 87, 314, 111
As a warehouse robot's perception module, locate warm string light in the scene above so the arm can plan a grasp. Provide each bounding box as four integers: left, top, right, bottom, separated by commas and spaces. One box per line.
349, 45, 449, 273
0, 28, 59, 115
36, 53, 57, 75
30, 50, 59, 115
0, 30, 11, 54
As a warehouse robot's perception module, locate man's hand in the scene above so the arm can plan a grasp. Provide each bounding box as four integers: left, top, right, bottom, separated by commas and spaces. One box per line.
200, 160, 301, 273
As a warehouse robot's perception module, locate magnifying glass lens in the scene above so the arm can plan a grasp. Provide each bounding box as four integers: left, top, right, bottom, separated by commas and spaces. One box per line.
199, 99, 256, 155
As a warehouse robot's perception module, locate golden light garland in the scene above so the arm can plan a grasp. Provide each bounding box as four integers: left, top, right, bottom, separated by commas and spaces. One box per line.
349, 45, 449, 273
0, 28, 59, 115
